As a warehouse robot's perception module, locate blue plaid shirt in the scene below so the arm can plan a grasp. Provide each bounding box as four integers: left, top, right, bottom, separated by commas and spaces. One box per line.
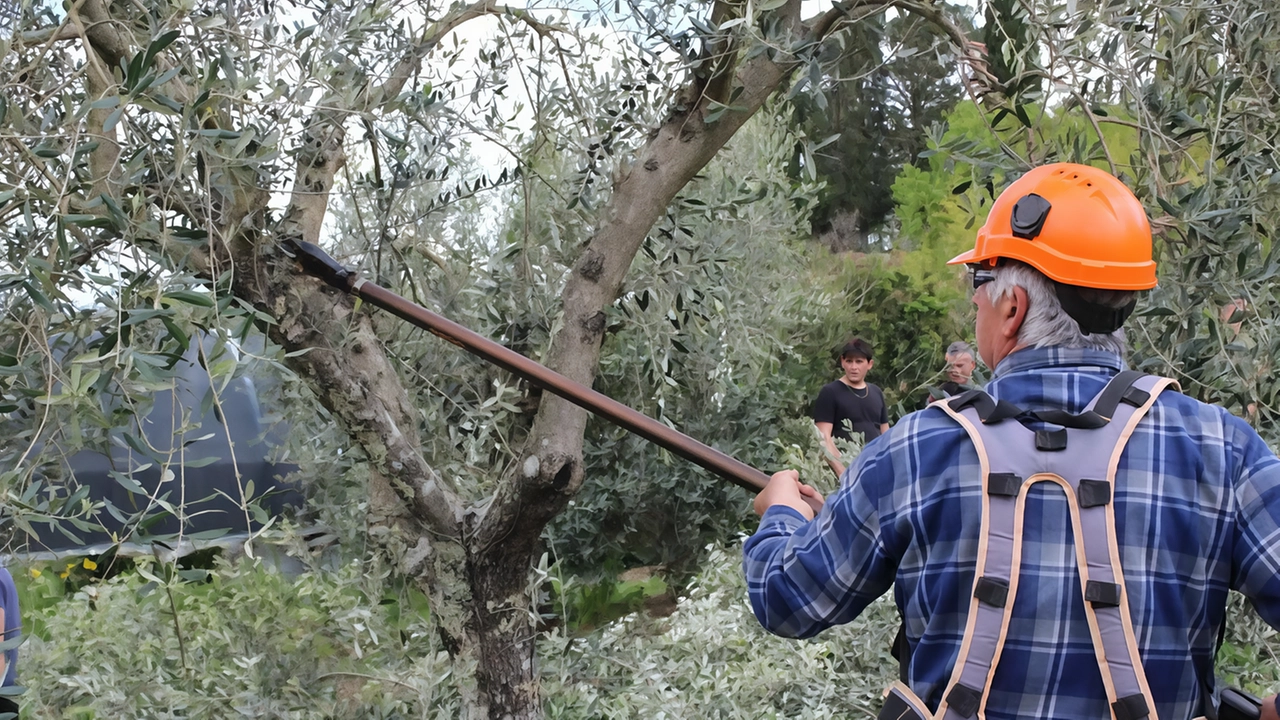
745, 346, 1280, 720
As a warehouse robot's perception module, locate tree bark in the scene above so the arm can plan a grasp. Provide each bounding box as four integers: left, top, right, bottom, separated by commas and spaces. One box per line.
470, 548, 541, 719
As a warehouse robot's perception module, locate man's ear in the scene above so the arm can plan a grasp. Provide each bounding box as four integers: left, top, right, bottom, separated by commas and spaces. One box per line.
1004, 285, 1030, 339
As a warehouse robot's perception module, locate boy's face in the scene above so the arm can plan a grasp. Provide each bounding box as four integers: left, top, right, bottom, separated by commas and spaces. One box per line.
840, 354, 873, 385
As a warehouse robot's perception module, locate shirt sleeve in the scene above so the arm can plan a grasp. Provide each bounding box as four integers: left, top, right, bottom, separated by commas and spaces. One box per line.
1229, 413, 1280, 627
878, 386, 889, 424
742, 435, 899, 639
812, 384, 836, 425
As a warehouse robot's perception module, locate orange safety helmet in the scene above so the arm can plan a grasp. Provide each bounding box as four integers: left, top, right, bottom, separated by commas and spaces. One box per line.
948, 163, 1156, 291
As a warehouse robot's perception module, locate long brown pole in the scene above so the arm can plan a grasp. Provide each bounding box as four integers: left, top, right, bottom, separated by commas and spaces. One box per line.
288, 241, 770, 493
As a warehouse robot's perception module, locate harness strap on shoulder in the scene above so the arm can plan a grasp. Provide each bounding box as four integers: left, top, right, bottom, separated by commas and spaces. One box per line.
941, 369, 1172, 431
1090, 370, 1148, 420
947, 390, 1023, 424
945, 391, 1114, 431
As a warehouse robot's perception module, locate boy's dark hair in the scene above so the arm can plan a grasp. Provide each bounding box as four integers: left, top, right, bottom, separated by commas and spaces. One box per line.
836, 337, 874, 363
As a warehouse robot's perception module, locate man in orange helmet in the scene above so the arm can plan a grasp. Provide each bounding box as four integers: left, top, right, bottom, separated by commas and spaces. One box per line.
745, 163, 1280, 720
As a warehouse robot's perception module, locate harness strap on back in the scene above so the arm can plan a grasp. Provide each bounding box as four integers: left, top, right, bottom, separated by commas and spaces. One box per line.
947, 383, 1140, 431
918, 372, 1179, 720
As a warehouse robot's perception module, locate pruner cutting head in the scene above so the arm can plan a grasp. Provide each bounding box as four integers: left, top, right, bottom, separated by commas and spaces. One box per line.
283, 239, 356, 292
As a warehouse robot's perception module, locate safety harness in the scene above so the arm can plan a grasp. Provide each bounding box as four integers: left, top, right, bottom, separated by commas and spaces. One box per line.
878, 371, 1190, 720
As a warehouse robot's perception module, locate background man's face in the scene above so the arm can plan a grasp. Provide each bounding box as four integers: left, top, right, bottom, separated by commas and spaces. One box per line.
945, 352, 976, 384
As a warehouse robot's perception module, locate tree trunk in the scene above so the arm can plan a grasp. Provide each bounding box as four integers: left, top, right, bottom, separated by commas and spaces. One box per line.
470, 551, 540, 719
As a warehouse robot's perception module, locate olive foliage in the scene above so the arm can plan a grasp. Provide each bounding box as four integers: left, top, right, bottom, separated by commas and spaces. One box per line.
918, 0, 1280, 434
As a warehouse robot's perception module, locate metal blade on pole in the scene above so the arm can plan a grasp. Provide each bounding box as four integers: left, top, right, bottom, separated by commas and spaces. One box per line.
288, 241, 770, 493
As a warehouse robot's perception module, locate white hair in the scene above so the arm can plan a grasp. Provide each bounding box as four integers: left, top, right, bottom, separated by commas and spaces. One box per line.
946, 341, 974, 359
985, 261, 1131, 355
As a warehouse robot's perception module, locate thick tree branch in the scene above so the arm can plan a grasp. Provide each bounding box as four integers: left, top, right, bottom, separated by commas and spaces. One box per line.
66, 0, 121, 201
261, 115, 468, 541
471, 26, 802, 554
241, 1, 565, 542
53, 0, 489, 542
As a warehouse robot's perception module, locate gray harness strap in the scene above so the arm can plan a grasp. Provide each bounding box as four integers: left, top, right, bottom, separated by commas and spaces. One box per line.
930, 374, 1176, 720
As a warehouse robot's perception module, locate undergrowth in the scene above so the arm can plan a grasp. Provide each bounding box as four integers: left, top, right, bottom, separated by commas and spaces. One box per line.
13, 537, 1280, 718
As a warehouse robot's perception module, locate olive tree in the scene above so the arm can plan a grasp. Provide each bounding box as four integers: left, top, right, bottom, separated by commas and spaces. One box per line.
0, 0, 985, 715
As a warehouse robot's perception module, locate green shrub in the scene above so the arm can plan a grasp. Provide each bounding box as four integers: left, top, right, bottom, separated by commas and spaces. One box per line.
20, 533, 458, 719
18, 536, 1280, 716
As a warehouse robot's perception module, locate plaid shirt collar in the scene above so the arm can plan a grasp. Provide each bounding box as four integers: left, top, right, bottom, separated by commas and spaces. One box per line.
991, 345, 1126, 379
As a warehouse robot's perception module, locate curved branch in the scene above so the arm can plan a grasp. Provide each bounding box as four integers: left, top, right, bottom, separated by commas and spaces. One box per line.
18, 24, 79, 44
886, 0, 999, 94
805, 0, 997, 93
367, 0, 567, 109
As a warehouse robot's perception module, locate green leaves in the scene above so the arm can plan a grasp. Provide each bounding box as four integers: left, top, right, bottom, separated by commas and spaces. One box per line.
123, 30, 182, 95
162, 290, 214, 308
103, 104, 127, 132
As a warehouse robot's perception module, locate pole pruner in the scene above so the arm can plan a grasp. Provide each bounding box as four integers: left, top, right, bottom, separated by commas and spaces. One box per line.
286, 240, 770, 494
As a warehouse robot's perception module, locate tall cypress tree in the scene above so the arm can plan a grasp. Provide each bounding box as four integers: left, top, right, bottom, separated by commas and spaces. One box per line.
792, 5, 973, 250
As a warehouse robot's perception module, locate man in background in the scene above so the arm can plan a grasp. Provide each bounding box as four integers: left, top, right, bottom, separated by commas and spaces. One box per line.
944, 341, 978, 389
812, 338, 889, 476
924, 341, 981, 405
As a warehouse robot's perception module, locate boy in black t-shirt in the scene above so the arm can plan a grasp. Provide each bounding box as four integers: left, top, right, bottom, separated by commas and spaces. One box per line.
813, 338, 889, 476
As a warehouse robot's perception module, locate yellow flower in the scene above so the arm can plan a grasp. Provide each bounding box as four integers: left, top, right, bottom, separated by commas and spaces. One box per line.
28, 568, 41, 579
59, 571, 69, 579
82, 559, 97, 571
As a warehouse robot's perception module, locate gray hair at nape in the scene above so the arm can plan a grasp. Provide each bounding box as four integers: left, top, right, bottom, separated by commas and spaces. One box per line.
985, 261, 1132, 355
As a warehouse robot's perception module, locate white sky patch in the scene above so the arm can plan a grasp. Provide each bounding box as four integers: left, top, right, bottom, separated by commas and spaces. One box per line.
319, 2, 646, 252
